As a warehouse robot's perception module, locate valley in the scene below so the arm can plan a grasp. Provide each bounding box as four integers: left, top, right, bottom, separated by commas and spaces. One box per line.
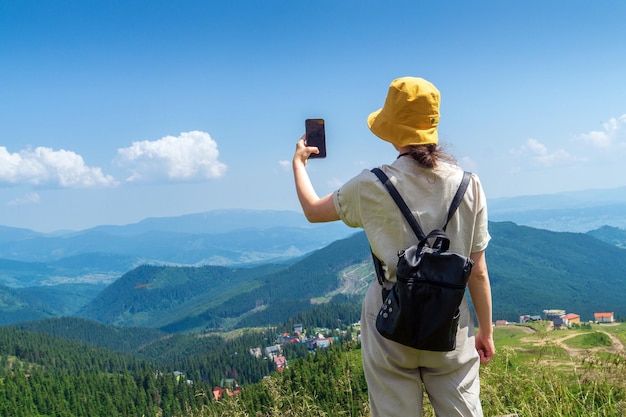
1, 203, 626, 415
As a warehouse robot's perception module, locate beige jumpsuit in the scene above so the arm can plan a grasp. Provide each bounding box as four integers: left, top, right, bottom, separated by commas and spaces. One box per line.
333, 157, 491, 417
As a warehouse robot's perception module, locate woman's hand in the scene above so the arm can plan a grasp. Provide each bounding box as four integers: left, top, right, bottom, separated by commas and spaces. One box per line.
293, 135, 319, 168
475, 330, 495, 364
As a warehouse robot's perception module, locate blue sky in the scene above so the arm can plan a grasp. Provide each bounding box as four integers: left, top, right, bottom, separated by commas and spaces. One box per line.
1, 0, 625, 232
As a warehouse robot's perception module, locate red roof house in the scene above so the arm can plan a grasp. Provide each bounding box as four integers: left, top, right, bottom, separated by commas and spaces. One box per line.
594, 312, 615, 323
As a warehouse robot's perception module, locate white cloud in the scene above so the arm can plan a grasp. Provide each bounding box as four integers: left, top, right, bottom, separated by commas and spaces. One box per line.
512, 138, 578, 167
116, 131, 227, 182
7, 192, 41, 206
278, 160, 291, 171
0, 146, 117, 188
578, 114, 626, 149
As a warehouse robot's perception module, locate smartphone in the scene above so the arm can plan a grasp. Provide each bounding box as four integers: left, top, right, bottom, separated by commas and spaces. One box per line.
305, 118, 326, 159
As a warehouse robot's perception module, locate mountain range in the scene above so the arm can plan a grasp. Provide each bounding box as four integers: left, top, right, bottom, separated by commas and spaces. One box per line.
2, 209, 356, 264
1, 186, 626, 329
3, 221, 626, 328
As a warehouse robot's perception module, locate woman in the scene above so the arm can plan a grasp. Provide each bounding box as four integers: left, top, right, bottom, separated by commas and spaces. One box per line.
292, 77, 495, 417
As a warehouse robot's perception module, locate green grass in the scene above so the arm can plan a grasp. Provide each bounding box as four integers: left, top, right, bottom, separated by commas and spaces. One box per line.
492, 325, 534, 347
565, 331, 612, 349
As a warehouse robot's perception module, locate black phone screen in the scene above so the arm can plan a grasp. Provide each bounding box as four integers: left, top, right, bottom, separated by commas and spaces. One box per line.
305, 118, 326, 158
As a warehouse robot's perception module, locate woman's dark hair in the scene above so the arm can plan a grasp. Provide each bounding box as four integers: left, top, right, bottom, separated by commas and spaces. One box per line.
406, 144, 456, 168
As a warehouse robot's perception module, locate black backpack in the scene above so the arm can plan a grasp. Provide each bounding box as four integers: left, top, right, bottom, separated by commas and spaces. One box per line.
370, 168, 473, 351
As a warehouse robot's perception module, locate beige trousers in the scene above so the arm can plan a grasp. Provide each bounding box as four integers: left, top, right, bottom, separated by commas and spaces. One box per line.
361, 281, 483, 417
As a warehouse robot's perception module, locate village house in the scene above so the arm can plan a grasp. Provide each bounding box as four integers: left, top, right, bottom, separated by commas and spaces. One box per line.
212, 379, 242, 401
543, 309, 566, 321
594, 312, 615, 323
212, 386, 225, 401
274, 355, 287, 371
276, 332, 301, 344
519, 314, 542, 323
316, 339, 332, 348
264, 345, 281, 359
305, 333, 334, 350
554, 316, 569, 329
561, 313, 581, 327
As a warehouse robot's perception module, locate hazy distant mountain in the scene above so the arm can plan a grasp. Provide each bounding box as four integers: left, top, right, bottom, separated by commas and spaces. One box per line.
0, 225, 40, 243
0, 209, 356, 289
85, 209, 327, 236
0, 209, 354, 261
489, 185, 626, 232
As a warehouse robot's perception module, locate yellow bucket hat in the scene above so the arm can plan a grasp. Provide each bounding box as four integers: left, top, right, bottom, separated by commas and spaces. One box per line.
367, 77, 440, 147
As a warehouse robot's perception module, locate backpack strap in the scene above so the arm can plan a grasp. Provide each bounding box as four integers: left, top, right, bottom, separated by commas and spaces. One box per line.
443, 171, 471, 231
371, 168, 426, 241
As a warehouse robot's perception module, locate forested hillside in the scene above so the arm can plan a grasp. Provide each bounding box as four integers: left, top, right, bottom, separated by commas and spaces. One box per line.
0, 326, 195, 416
1, 300, 362, 416
77, 232, 372, 331
0, 283, 105, 326
12, 317, 167, 353
0, 326, 221, 416
587, 225, 626, 248
488, 222, 626, 320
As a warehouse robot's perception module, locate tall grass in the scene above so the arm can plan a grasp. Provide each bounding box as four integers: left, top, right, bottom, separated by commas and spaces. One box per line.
480, 346, 626, 416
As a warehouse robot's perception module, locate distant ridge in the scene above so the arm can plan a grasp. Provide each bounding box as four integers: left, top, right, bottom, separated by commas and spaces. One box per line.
85, 209, 331, 236
0, 225, 40, 243
0, 209, 355, 266
489, 185, 626, 232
